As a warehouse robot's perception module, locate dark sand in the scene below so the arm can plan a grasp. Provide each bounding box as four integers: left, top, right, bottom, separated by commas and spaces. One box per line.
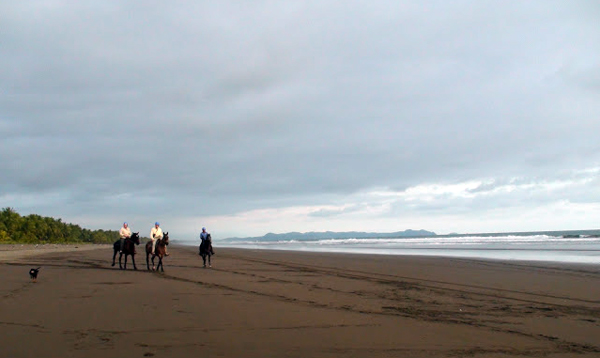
1, 244, 599, 357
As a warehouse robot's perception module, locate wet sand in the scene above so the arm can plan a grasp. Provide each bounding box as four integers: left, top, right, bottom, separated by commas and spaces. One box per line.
1, 244, 599, 357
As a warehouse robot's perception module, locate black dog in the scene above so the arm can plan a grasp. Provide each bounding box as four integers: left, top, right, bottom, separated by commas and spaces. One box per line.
29, 267, 40, 281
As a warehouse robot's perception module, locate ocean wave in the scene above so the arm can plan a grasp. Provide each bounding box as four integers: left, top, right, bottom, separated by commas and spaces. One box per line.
312, 235, 600, 246
216, 234, 600, 264
223, 235, 600, 247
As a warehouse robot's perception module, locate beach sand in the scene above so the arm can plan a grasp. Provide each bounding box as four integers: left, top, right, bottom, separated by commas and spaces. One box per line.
1, 244, 599, 357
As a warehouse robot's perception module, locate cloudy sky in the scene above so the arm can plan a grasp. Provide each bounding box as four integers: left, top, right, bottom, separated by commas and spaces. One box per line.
2, 1, 599, 242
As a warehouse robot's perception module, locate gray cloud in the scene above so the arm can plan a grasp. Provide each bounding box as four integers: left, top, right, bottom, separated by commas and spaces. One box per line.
2, 1, 600, 238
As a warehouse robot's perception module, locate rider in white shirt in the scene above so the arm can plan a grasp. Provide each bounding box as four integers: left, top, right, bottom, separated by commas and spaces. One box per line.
150, 222, 162, 255
119, 222, 131, 253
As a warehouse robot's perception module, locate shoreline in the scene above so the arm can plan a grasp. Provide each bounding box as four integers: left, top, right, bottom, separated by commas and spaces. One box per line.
206, 232, 600, 266
1, 245, 599, 357
3, 242, 599, 274
185, 242, 600, 269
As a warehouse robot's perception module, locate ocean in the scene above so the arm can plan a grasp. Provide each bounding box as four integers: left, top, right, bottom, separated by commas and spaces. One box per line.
217, 233, 600, 264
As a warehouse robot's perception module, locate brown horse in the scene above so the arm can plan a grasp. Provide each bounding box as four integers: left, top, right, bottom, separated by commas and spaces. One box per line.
146, 232, 169, 272
111, 232, 140, 270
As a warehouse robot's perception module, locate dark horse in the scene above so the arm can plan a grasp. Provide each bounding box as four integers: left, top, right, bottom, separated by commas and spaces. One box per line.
111, 232, 141, 270
199, 233, 214, 268
146, 232, 169, 272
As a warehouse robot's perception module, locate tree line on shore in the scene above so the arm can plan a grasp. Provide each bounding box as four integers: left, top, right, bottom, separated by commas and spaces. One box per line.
0, 207, 124, 244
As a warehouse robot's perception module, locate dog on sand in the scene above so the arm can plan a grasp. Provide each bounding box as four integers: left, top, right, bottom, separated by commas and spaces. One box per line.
29, 267, 40, 281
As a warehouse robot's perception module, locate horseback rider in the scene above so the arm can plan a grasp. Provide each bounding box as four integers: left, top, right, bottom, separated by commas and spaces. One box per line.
200, 227, 214, 255
150, 222, 169, 256
119, 222, 131, 253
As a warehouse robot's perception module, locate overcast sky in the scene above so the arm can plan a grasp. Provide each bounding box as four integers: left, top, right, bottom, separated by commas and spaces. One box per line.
2, 1, 599, 242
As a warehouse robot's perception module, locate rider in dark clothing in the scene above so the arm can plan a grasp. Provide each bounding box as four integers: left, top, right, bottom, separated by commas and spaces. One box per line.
200, 227, 214, 255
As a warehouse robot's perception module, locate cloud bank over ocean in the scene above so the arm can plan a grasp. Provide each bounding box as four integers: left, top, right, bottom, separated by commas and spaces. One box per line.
2, 1, 599, 238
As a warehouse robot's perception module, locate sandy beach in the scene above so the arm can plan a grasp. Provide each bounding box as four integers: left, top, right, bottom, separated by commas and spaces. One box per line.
1, 244, 599, 357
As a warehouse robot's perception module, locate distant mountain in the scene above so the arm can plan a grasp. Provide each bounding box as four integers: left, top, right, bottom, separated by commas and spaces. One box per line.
224, 229, 436, 242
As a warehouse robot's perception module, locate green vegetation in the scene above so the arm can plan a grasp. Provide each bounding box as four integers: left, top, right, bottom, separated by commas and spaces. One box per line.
0, 207, 119, 244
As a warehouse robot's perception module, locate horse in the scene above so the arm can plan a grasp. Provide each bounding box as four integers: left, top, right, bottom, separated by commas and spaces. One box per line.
111, 232, 141, 270
146, 232, 169, 272
199, 233, 214, 268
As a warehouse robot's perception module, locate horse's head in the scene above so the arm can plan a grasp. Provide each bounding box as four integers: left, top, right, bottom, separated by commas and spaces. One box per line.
163, 232, 169, 245
130, 232, 140, 245
206, 233, 212, 243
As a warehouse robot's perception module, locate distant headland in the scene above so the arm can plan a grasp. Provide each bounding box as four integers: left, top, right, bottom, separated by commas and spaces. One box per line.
223, 228, 600, 242
224, 229, 436, 241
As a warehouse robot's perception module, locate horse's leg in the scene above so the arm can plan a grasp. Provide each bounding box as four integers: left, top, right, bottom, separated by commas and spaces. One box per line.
151, 255, 156, 271
159, 256, 164, 272
208, 254, 211, 267
146, 253, 151, 271
119, 252, 124, 269
112, 249, 117, 267
124, 254, 128, 270
131, 254, 137, 270
202, 254, 206, 267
